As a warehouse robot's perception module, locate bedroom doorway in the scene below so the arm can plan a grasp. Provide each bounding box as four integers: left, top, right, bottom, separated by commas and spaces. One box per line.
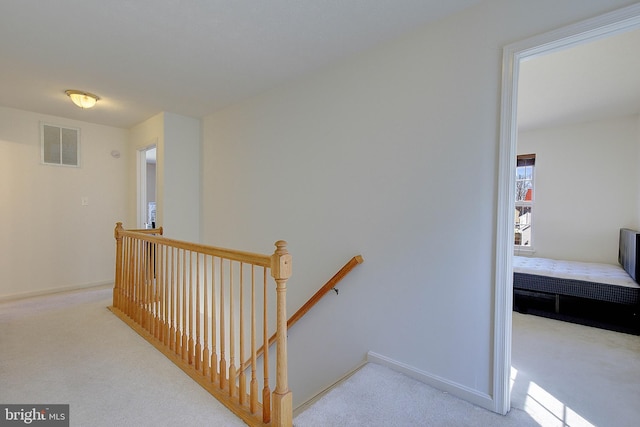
137, 144, 157, 229
494, 3, 640, 415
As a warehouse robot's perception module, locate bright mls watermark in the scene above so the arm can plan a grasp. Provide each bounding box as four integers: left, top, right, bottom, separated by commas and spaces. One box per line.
0, 405, 68, 426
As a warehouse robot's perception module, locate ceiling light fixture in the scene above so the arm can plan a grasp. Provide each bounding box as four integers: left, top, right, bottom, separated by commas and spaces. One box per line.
65, 90, 100, 109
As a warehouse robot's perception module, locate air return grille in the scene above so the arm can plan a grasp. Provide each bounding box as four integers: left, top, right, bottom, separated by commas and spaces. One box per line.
41, 123, 80, 167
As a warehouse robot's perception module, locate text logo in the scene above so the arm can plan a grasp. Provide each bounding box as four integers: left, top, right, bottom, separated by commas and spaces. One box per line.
0, 405, 68, 426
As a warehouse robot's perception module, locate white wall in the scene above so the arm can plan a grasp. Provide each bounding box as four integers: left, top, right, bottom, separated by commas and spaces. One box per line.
200, 0, 637, 410
0, 106, 128, 299
163, 112, 201, 242
518, 116, 640, 263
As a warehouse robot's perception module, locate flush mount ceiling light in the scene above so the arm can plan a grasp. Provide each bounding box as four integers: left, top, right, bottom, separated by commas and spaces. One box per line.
65, 90, 100, 109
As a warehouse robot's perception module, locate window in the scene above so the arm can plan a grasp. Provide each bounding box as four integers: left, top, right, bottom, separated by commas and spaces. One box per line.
515, 154, 535, 247
41, 123, 80, 167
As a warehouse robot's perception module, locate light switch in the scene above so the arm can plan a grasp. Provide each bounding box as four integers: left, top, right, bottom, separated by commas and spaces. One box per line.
81, 197, 89, 206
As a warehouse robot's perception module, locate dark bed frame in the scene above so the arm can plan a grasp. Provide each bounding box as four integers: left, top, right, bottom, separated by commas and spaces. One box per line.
513, 229, 640, 330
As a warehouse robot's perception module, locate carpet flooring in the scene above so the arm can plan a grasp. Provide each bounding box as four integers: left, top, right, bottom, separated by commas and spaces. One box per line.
2, 286, 639, 426
294, 363, 538, 426
0, 287, 244, 427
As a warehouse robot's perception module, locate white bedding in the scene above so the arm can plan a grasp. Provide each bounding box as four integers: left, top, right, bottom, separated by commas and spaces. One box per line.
513, 256, 640, 289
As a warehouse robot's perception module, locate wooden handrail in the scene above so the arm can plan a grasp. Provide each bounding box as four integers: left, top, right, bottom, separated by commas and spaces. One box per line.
242, 255, 363, 371
117, 228, 272, 267
126, 227, 164, 235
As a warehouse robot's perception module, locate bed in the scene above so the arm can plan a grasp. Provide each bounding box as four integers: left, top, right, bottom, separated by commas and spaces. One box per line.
513, 228, 640, 331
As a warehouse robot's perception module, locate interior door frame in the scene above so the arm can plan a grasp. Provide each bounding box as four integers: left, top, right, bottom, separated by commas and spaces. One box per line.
137, 142, 157, 229
493, 3, 640, 415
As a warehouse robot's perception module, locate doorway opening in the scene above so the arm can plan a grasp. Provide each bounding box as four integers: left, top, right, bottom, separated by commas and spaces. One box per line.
494, 3, 640, 415
138, 144, 157, 229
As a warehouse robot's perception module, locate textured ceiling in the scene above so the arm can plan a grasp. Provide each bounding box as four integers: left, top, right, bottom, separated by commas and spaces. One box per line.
0, 0, 481, 129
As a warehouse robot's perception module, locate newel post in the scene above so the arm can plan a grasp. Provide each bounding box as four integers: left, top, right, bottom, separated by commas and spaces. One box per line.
270, 240, 293, 427
113, 222, 124, 309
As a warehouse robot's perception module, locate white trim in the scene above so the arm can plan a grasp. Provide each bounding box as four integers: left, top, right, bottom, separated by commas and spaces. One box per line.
367, 351, 493, 411
0, 281, 112, 303
494, 2, 640, 416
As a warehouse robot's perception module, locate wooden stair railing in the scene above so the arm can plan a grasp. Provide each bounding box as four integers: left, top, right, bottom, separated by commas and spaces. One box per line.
109, 222, 293, 427
243, 255, 364, 371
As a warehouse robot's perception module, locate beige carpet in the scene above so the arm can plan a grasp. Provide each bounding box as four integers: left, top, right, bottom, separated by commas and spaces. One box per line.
297, 314, 640, 427
294, 362, 538, 426
511, 312, 640, 427
0, 287, 245, 427
2, 287, 639, 426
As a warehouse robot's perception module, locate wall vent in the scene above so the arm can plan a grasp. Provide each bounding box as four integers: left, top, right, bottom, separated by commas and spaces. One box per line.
41, 123, 80, 167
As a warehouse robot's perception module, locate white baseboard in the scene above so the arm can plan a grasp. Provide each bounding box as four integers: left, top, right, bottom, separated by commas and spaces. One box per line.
366, 351, 495, 412
0, 281, 113, 302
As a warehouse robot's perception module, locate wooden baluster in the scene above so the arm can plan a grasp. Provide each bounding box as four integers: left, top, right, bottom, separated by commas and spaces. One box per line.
152, 241, 157, 335
130, 237, 135, 316
169, 247, 176, 352
149, 241, 154, 333
152, 243, 158, 337
144, 241, 148, 323
211, 256, 218, 384
138, 240, 147, 329
202, 254, 210, 378
143, 238, 149, 331
219, 257, 227, 390
131, 237, 136, 317
133, 238, 137, 318
188, 251, 195, 365
182, 249, 188, 361
123, 236, 129, 316
145, 240, 150, 334
121, 235, 128, 314
134, 238, 139, 322
153, 243, 160, 339
131, 237, 137, 319
126, 237, 133, 317
153, 241, 160, 339
175, 249, 182, 357
195, 253, 201, 370
239, 262, 246, 405
130, 238, 136, 320
168, 246, 173, 348
160, 244, 166, 345
250, 265, 258, 414
140, 238, 145, 327
262, 267, 271, 423
163, 245, 170, 346
158, 243, 163, 343
136, 239, 142, 325
158, 243, 163, 341
271, 241, 292, 427
149, 240, 155, 333
130, 237, 136, 318
229, 260, 237, 398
